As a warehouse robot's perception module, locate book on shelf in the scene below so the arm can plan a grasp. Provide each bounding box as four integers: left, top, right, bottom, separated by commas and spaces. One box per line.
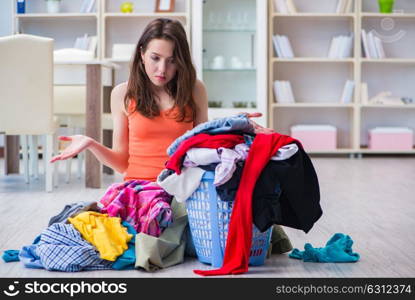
273, 0, 297, 14
328, 34, 353, 58
367, 31, 377, 58
87, 35, 98, 54
273, 35, 294, 58
361, 29, 371, 58
344, 0, 353, 13
80, 0, 96, 13
340, 80, 355, 103
285, 0, 297, 13
74, 34, 97, 54
273, 80, 295, 103
362, 30, 385, 59
374, 35, 386, 59
336, 0, 353, 13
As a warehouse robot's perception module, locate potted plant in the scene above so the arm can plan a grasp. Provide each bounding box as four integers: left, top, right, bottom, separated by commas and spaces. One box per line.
378, 0, 395, 13
232, 101, 248, 108
45, 0, 61, 14
208, 100, 222, 108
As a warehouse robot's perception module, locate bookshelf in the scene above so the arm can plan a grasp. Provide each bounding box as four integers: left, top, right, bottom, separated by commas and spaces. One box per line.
11, 0, 191, 80
269, 0, 415, 154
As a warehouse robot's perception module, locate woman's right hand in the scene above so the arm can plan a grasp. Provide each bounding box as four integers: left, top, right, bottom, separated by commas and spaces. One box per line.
50, 135, 94, 163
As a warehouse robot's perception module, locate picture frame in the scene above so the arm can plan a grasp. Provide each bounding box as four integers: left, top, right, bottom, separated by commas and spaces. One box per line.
155, 0, 175, 12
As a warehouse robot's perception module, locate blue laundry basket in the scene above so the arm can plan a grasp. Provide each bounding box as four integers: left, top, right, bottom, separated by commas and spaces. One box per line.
186, 171, 272, 268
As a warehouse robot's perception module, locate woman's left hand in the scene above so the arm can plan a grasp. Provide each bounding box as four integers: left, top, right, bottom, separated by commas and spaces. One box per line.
241, 112, 275, 134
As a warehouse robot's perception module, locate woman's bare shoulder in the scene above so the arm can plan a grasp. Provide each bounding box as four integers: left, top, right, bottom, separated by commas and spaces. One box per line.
193, 78, 206, 93
111, 82, 129, 115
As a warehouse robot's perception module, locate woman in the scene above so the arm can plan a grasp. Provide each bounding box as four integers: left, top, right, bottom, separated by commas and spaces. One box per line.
51, 18, 271, 181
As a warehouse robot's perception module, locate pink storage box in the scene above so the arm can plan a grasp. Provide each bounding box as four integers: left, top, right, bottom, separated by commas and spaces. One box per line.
290, 125, 337, 151
368, 127, 414, 150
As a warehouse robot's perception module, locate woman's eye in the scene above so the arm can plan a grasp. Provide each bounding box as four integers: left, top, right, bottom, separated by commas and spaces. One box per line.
151, 56, 159, 61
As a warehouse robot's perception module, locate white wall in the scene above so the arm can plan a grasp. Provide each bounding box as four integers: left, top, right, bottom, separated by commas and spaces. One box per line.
0, 0, 12, 37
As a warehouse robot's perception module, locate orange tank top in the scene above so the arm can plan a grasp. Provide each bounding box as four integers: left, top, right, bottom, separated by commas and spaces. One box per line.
124, 100, 193, 182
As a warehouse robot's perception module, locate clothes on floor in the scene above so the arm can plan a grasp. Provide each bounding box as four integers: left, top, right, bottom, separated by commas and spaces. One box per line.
1, 250, 20, 262
112, 221, 137, 270
48, 201, 99, 226
25, 223, 113, 272
135, 198, 189, 271
289, 233, 360, 263
99, 180, 173, 236
194, 133, 301, 276
157, 167, 205, 203
268, 225, 293, 255
166, 133, 245, 175
167, 114, 254, 156
252, 147, 322, 233
19, 245, 43, 269
68, 211, 132, 262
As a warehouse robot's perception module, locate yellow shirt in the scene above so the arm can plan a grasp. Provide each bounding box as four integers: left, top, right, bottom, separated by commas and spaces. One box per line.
68, 211, 132, 261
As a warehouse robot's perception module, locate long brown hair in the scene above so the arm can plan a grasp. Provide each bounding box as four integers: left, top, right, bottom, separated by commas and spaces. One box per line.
125, 18, 196, 122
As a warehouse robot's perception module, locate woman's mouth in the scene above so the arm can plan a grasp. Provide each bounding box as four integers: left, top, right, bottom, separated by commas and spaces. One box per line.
155, 75, 166, 81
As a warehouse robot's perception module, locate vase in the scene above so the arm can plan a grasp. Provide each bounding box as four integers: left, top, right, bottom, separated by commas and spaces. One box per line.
46, 1, 61, 14
378, 0, 395, 13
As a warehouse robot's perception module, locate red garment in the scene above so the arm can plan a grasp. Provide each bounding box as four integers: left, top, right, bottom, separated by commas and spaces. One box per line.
166, 133, 245, 174
194, 133, 300, 276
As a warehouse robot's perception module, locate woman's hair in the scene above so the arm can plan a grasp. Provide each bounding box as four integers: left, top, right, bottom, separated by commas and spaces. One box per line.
125, 18, 196, 122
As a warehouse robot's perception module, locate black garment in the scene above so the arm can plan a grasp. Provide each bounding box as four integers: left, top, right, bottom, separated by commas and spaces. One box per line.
252, 147, 322, 233
216, 161, 244, 202
199, 163, 218, 172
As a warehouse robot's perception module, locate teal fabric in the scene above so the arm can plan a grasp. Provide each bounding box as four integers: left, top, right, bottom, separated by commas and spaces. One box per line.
289, 233, 360, 263
112, 221, 137, 270
2, 250, 20, 262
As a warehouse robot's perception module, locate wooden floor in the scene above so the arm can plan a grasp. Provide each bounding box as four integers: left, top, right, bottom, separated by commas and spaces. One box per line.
0, 156, 414, 278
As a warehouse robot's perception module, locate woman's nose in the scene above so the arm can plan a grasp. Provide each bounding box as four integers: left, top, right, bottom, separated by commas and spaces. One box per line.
158, 61, 167, 73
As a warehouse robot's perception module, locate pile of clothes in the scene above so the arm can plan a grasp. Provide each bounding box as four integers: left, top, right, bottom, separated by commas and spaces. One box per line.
3, 114, 323, 273
156, 114, 323, 275
3, 180, 176, 272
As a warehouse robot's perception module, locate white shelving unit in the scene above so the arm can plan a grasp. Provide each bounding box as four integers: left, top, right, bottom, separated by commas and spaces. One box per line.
269, 0, 415, 154
12, 0, 100, 55
192, 0, 268, 125
11, 0, 190, 82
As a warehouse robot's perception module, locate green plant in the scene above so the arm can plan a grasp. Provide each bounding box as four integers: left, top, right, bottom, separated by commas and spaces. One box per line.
232, 101, 248, 108
250, 101, 257, 108
208, 100, 222, 108
378, 0, 395, 13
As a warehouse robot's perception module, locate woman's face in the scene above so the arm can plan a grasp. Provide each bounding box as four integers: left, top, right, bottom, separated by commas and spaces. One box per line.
141, 38, 177, 88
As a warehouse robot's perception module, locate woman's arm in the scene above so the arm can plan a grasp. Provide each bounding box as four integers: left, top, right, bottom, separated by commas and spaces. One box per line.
51, 83, 130, 174
87, 82, 130, 173
193, 79, 209, 126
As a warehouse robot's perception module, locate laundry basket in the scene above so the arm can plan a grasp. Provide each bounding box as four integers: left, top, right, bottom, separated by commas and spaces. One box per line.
186, 171, 272, 268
